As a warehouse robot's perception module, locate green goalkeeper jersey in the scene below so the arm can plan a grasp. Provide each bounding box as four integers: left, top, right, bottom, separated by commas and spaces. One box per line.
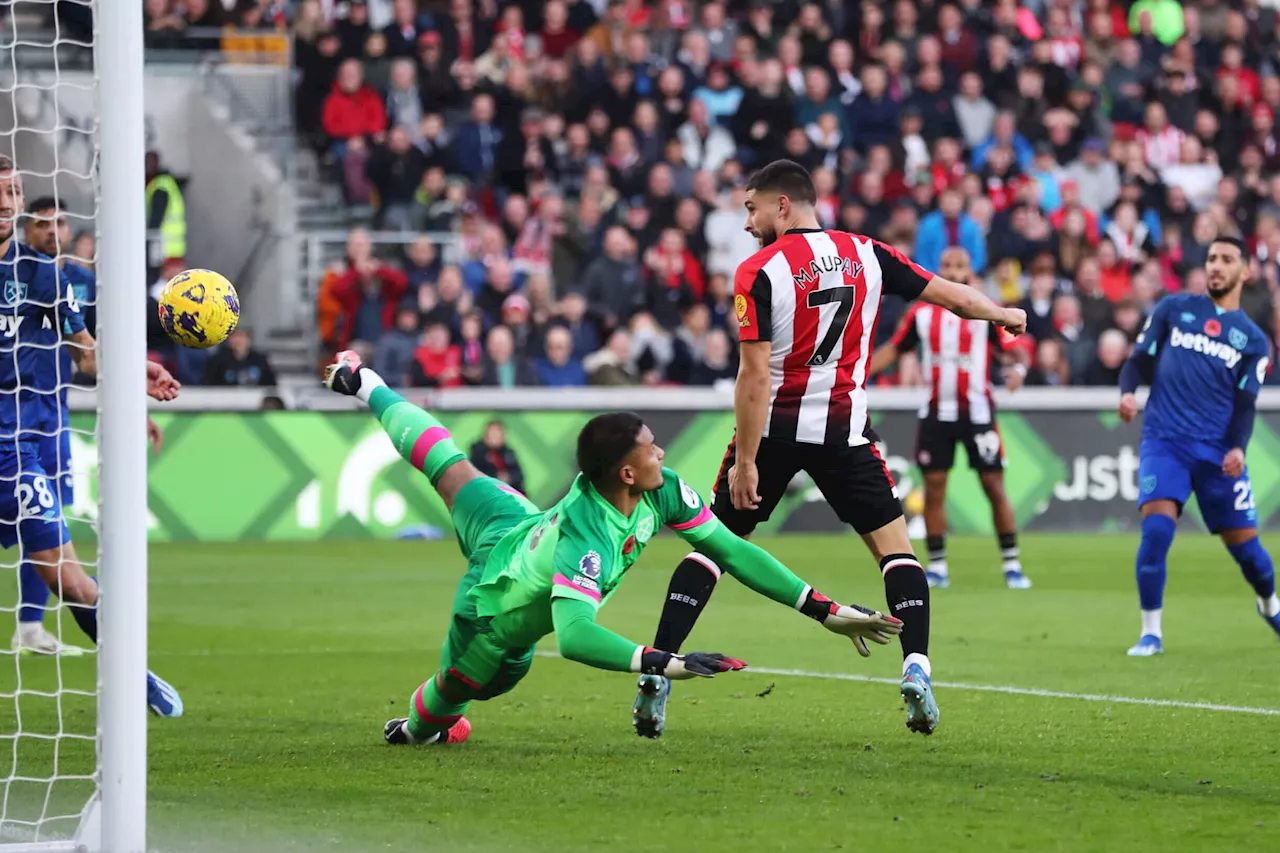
470, 468, 717, 649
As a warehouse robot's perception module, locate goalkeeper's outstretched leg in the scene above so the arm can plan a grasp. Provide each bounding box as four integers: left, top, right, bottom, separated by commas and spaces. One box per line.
325, 350, 482, 509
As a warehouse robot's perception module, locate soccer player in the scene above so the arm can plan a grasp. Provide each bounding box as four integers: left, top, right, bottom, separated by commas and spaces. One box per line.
14, 198, 165, 654
0, 156, 184, 715
634, 160, 1026, 738
866, 246, 1033, 590
321, 350, 904, 746
1118, 237, 1280, 655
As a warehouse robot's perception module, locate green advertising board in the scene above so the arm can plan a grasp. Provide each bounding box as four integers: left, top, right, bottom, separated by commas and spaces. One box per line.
62, 409, 1280, 542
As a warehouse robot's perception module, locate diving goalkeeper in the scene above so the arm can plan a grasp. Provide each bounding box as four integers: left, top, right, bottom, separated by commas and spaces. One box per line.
324, 351, 903, 746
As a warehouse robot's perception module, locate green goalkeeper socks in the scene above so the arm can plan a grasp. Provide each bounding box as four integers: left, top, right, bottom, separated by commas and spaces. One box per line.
408, 677, 468, 742
363, 381, 466, 486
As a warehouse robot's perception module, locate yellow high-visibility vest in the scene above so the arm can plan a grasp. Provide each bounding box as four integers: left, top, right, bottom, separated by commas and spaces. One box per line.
145, 174, 187, 259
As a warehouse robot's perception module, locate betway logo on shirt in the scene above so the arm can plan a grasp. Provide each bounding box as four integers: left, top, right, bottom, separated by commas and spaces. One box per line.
1169, 326, 1242, 368
793, 256, 863, 289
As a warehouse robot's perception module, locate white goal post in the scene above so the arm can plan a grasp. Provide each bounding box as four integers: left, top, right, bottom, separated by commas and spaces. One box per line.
1, 0, 147, 851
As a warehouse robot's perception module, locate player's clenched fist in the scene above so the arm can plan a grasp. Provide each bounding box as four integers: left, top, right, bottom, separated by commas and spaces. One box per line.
1000, 307, 1027, 336
1118, 392, 1140, 423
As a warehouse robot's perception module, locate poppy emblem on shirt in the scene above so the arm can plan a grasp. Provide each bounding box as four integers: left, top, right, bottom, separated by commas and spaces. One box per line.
622, 535, 636, 555
1204, 319, 1221, 337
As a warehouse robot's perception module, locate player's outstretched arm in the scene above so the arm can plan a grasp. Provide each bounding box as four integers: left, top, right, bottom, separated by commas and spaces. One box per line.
919, 277, 1026, 334
551, 596, 745, 679
693, 522, 903, 657
64, 329, 97, 378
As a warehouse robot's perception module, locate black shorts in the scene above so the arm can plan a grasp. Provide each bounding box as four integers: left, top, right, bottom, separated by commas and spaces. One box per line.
711, 434, 903, 537
915, 416, 1005, 473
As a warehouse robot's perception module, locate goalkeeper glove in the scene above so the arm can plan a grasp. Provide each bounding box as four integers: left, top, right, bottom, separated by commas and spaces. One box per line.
798, 589, 903, 657
638, 648, 748, 680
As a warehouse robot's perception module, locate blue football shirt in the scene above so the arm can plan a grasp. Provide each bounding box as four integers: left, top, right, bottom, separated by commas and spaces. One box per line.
1137, 293, 1271, 448
0, 241, 86, 438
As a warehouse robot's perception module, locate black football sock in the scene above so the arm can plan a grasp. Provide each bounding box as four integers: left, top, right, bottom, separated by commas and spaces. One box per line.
998, 532, 1021, 570
70, 575, 99, 644
925, 535, 947, 573
653, 554, 722, 653
881, 555, 929, 658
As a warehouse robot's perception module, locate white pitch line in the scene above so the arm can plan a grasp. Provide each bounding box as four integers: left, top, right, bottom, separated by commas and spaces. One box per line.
533, 651, 1280, 717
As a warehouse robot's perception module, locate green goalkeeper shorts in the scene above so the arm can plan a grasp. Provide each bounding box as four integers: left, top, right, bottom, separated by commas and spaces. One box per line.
439, 476, 539, 701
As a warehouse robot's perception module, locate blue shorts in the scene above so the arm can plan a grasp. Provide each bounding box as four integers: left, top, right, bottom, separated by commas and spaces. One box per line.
1137, 437, 1256, 533
0, 438, 71, 553
37, 424, 74, 506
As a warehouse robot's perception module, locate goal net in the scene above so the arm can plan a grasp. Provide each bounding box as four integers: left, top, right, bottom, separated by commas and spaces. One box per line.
1, 1, 148, 851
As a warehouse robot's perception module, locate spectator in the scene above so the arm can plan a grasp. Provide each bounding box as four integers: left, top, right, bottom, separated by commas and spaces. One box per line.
408, 321, 463, 388
916, 188, 988, 274
579, 225, 644, 331
372, 306, 422, 386
1027, 338, 1071, 386
382, 0, 427, 59
480, 324, 537, 388
1081, 328, 1131, 385
451, 93, 502, 185
584, 329, 641, 386
678, 98, 736, 173
476, 257, 520, 325
322, 58, 387, 151
1052, 295, 1098, 381
644, 227, 704, 329
533, 325, 587, 387
366, 126, 427, 229
1064, 136, 1121, 214
469, 421, 526, 493
332, 255, 409, 350
953, 71, 997, 151
202, 329, 277, 388
690, 328, 737, 385
555, 292, 601, 359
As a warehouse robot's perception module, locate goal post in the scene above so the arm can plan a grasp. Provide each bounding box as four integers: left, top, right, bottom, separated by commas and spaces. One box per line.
1, 0, 148, 850
96, 0, 150, 849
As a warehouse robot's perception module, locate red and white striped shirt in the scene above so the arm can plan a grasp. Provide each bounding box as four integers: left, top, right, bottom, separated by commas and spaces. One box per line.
889, 302, 1010, 423
734, 229, 933, 446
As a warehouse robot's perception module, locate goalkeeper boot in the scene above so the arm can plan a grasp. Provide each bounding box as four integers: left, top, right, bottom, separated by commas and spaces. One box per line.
384, 717, 472, 746
1126, 634, 1164, 656
146, 670, 184, 718
631, 674, 671, 739
900, 663, 940, 736
323, 350, 365, 396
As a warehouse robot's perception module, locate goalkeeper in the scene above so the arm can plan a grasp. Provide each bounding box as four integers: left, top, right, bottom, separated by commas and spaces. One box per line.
324, 350, 904, 746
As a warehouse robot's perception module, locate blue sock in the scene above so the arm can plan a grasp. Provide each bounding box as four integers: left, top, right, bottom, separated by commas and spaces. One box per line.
69, 575, 98, 645
1136, 515, 1176, 611
17, 560, 51, 624
1227, 538, 1277, 600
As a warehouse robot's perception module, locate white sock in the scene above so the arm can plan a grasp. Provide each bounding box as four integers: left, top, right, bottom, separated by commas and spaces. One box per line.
1002, 557, 1022, 572
1260, 594, 1280, 618
17, 621, 46, 642
903, 652, 931, 677
927, 560, 948, 577
354, 368, 386, 404
1140, 609, 1163, 638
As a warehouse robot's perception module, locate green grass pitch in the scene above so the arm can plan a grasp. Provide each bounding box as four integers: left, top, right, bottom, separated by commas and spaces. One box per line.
2, 533, 1279, 852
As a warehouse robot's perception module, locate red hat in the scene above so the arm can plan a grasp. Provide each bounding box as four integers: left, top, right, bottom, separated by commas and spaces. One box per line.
419, 30, 442, 47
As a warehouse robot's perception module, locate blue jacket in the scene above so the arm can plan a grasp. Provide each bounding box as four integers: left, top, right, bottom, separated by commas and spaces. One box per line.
915, 211, 988, 274
971, 133, 1034, 172
846, 94, 900, 152
533, 358, 588, 387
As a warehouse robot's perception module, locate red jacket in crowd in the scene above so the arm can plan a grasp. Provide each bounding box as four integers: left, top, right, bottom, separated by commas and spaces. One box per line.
331, 264, 408, 349
411, 344, 463, 388
322, 80, 388, 141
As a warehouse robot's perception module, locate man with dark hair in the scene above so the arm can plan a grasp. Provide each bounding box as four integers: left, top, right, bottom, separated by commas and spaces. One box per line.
322, 350, 903, 746
635, 158, 1026, 738
1118, 237, 1280, 655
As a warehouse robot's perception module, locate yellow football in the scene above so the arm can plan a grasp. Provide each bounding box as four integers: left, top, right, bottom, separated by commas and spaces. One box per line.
157, 268, 240, 349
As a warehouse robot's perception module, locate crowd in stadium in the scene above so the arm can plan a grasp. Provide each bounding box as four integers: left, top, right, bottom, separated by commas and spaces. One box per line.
156, 0, 1280, 389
